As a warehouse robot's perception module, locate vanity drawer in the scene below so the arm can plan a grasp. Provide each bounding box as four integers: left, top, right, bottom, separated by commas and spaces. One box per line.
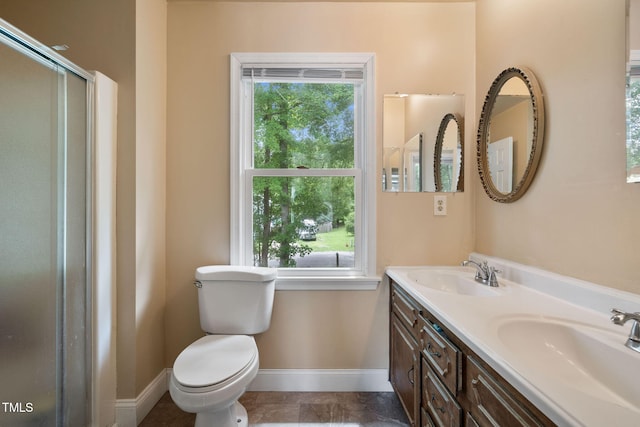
466, 356, 544, 427
423, 359, 462, 427
391, 283, 421, 335
421, 320, 461, 396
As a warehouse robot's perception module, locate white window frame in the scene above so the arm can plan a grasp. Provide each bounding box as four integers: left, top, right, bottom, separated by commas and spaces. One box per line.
230, 52, 378, 290
628, 50, 640, 183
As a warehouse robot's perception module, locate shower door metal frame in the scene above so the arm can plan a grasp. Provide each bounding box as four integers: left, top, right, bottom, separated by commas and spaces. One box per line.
0, 18, 95, 426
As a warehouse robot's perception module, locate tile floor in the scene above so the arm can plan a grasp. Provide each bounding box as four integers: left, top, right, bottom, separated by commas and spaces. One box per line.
139, 391, 410, 426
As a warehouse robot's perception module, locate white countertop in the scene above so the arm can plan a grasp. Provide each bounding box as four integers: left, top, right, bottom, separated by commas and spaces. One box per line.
386, 254, 640, 427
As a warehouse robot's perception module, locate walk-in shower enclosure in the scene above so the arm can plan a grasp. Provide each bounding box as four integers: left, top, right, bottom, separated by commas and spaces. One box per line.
0, 21, 95, 426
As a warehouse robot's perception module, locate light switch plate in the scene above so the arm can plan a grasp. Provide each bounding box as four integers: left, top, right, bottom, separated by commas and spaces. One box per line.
434, 195, 447, 216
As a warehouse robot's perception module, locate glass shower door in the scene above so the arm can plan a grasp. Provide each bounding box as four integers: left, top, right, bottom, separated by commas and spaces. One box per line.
0, 32, 89, 426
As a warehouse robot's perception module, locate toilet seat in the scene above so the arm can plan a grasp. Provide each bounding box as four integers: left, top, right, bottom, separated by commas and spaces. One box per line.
173, 335, 257, 392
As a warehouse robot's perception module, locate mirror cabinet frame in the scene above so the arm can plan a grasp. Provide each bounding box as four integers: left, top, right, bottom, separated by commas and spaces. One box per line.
477, 67, 545, 203
382, 94, 465, 193
434, 113, 464, 192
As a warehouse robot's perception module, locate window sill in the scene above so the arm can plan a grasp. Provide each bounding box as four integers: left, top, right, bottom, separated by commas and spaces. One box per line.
275, 275, 381, 291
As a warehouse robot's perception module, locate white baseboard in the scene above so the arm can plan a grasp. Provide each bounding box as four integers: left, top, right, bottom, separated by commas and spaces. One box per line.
114, 369, 167, 427
248, 369, 393, 392
115, 368, 392, 426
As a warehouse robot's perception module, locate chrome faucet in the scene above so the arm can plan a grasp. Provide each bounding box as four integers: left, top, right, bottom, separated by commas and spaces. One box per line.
610, 309, 640, 353
461, 259, 500, 287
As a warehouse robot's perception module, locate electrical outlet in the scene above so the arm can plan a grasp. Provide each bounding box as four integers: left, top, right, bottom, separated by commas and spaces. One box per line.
434, 195, 447, 216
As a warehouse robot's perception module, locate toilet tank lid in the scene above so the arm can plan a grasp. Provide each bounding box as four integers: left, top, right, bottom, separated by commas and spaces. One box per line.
195, 265, 277, 282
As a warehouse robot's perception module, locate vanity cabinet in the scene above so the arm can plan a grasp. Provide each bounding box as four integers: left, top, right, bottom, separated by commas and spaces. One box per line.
389, 281, 554, 427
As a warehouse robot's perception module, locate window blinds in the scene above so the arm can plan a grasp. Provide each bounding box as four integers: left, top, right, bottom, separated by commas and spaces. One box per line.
241, 66, 364, 82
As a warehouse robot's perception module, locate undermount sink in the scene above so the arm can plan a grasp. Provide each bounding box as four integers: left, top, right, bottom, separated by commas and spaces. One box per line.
496, 317, 640, 411
405, 268, 503, 297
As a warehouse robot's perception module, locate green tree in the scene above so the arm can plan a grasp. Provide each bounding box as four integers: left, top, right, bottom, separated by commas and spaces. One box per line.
252, 82, 355, 267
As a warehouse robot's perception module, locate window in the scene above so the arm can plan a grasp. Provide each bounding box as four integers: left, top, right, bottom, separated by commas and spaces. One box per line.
230, 53, 378, 289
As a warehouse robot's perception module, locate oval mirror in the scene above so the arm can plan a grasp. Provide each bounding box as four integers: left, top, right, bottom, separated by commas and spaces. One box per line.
434, 113, 464, 192
477, 67, 545, 202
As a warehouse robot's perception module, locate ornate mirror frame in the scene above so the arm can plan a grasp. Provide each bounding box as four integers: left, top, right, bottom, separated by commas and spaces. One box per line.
477, 67, 545, 203
434, 113, 464, 192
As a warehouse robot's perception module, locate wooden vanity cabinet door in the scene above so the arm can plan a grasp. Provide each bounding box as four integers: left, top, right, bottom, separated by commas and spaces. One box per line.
391, 314, 420, 426
421, 321, 461, 396
422, 359, 462, 427
466, 356, 544, 427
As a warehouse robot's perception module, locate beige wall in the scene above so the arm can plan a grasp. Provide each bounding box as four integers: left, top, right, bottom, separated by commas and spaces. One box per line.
475, 0, 640, 294
166, 1, 476, 368
136, 0, 168, 395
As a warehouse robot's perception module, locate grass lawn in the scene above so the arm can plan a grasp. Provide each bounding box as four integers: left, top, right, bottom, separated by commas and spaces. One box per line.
302, 226, 354, 252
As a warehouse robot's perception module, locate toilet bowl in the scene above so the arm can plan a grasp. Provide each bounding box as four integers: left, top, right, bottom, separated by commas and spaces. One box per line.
169, 266, 276, 427
169, 335, 259, 427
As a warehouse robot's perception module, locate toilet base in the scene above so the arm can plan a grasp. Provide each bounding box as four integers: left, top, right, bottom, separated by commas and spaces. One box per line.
194, 401, 248, 427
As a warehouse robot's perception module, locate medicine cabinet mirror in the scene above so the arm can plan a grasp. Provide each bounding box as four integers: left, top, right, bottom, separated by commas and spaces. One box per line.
382, 94, 464, 192
477, 67, 545, 203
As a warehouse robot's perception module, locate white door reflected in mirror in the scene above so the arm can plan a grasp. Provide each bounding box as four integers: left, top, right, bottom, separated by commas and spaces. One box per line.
488, 137, 514, 194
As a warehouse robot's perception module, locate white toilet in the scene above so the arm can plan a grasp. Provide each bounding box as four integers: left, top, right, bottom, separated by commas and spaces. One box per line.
169, 265, 276, 427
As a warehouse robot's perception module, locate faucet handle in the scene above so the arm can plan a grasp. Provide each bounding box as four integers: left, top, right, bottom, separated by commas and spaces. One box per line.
487, 267, 501, 287
610, 309, 640, 352
610, 308, 635, 324
611, 308, 627, 325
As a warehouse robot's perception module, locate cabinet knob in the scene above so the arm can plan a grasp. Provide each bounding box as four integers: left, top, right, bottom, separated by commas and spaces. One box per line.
426, 342, 442, 358
407, 365, 415, 385
430, 394, 446, 413
471, 377, 481, 403
411, 308, 419, 325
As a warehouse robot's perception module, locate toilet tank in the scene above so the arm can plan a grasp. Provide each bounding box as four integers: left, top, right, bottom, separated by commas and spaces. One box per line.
194, 265, 277, 335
